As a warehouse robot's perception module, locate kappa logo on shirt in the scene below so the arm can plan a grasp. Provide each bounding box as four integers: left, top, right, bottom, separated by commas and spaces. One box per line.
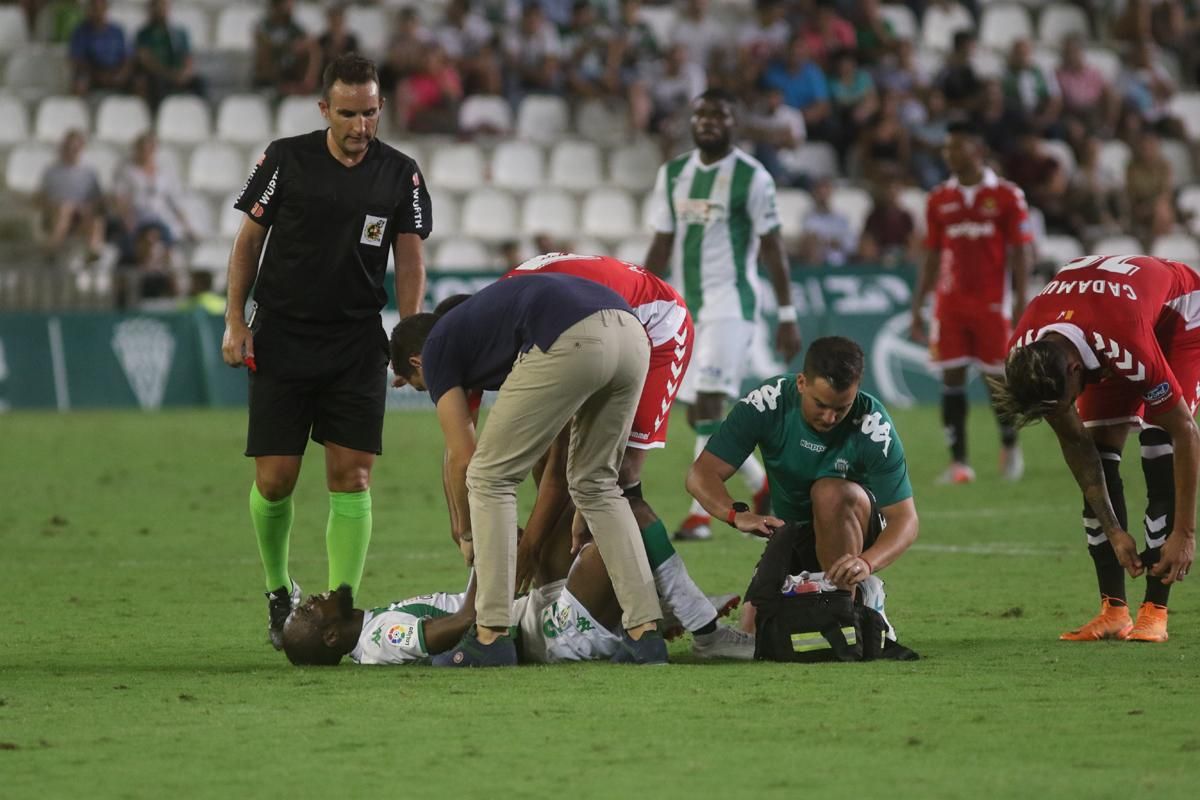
360, 215, 387, 246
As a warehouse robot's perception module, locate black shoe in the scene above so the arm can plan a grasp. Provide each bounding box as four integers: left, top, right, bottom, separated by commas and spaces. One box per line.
266, 580, 301, 651
432, 625, 518, 667
610, 628, 668, 665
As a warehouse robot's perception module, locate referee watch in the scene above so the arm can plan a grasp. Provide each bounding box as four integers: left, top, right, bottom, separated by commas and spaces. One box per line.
725, 502, 750, 527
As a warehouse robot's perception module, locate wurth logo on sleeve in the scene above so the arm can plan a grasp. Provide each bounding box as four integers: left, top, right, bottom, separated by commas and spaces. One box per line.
1090, 333, 1146, 382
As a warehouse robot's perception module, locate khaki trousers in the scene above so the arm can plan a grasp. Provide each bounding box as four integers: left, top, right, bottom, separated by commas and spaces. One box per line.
466, 309, 662, 630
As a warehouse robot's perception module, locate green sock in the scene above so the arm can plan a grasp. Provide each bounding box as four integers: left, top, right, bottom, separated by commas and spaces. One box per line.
327, 490, 372, 597
639, 519, 676, 571
250, 484, 293, 593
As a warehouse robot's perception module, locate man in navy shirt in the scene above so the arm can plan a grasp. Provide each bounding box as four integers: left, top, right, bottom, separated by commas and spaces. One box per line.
390, 274, 667, 666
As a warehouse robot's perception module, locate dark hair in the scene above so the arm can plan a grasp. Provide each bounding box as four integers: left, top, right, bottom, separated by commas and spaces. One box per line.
991, 339, 1070, 428
322, 53, 379, 99
952, 30, 976, 51
694, 87, 737, 107
803, 337, 864, 392
389, 312, 440, 378
946, 118, 980, 139
433, 293, 473, 316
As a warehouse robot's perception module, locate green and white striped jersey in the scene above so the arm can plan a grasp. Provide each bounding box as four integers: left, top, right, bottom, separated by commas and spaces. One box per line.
649, 147, 781, 323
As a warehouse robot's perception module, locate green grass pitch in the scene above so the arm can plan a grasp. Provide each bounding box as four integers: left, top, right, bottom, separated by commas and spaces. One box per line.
2, 405, 1198, 798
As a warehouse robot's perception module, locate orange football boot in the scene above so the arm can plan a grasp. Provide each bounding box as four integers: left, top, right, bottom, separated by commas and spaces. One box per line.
1059, 597, 1133, 641
1126, 602, 1169, 643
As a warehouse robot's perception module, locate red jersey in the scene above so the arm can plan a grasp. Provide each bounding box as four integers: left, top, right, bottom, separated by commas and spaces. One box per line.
504, 253, 689, 347
925, 169, 1034, 312
1010, 255, 1200, 416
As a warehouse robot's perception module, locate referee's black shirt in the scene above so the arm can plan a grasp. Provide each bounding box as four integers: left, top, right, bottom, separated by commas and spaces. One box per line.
235, 130, 432, 323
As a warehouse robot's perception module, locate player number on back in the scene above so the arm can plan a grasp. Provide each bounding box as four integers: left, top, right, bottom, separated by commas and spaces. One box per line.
860, 412, 893, 456
742, 378, 786, 413
1058, 255, 1142, 276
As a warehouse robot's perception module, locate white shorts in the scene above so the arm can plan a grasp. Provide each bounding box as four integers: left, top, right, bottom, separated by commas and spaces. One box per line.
514, 579, 622, 664
677, 317, 756, 403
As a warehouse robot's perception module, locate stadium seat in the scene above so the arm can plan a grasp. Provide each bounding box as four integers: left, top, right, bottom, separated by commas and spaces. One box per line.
783, 141, 838, 180
574, 98, 630, 147
921, 2, 973, 52
831, 186, 873, 237
1151, 233, 1200, 263
425, 187, 459, 241
95, 96, 152, 145
0, 95, 30, 147
215, 6, 259, 51
1098, 140, 1131, 183
1040, 139, 1076, 176
190, 239, 234, 287
774, 188, 813, 247
81, 142, 121, 192
520, 189, 579, 238
1090, 235, 1143, 256
979, 5, 1033, 53
275, 95, 324, 138
640, 191, 659, 231
548, 140, 604, 192
609, 140, 660, 192
34, 96, 89, 143
176, 191, 216, 238
345, 6, 389, 57
5, 142, 56, 194
491, 140, 545, 192
385, 139, 423, 167
972, 48, 1005, 80
1037, 4, 1088, 46
156, 94, 212, 145
219, 195, 246, 236
433, 238, 493, 271
458, 94, 513, 136
1167, 92, 1200, 141
461, 187, 518, 242
0, 6, 29, 53
108, 4, 144, 39
1037, 234, 1085, 266
897, 187, 928, 235
4, 46, 71, 99
188, 142, 247, 194
581, 188, 638, 241
216, 94, 273, 145
429, 143, 486, 192
1161, 139, 1195, 184
879, 4, 918, 41
1177, 184, 1200, 235
638, 4, 677, 49
614, 235, 653, 266
515, 94, 570, 145
156, 143, 186, 182
1083, 47, 1121, 83
173, 3, 212, 51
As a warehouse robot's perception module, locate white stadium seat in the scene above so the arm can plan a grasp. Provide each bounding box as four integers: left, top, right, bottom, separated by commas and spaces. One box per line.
80, 142, 121, 192
614, 235, 653, 266
458, 95, 513, 136
156, 143, 186, 184
609, 140, 661, 192
1038, 4, 1089, 46
0, 6, 29, 53
429, 143, 486, 192
1098, 140, 1131, 183
491, 141, 544, 192
219, 195, 246, 236
188, 142, 247, 194
95, 96, 152, 145
1151, 234, 1200, 263
0, 95, 31, 147
433, 238, 493, 271
275, 96, 324, 138
34, 96, 89, 143
173, 3, 212, 51
461, 187, 518, 242
1161, 139, 1195, 184
971, 48, 1005, 80
190, 239, 234, 287
4, 46, 71, 98
638, 4, 677, 49
1037, 234, 1085, 266
293, 3, 324, 37
176, 191, 216, 239
425, 187, 459, 241
1083, 47, 1121, 83
921, 2, 973, 52
783, 141, 838, 180
156, 94, 212, 145
574, 98, 630, 147
580, 188, 638, 242
1041, 139, 1076, 176
979, 4, 1033, 53
107, 4, 143, 39
897, 187, 927, 235
1167, 92, 1200, 142
521, 189, 579, 238
345, 6, 389, 56
386, 139, 423, 168
774, 188, 813, 247
215, 7, 260, 51
1177, 185, 1200, 236
216, 94, 273, 145
548, 140, 603, 192
5, 142, 56, 194
515, 94, 570, 144
878, 4, 918, 41
831, 186, 873, 237
1089, 235, 1143, 257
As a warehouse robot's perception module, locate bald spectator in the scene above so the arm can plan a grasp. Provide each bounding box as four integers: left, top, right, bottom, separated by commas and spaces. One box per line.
69, 0, 131, 95
133, 0, 206, 108
253, 0, 320, 96
36, 130, 106, 262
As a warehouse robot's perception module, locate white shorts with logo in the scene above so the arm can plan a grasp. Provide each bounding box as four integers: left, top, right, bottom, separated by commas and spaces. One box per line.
676, 317, 756, 403
514, 579, 622, 664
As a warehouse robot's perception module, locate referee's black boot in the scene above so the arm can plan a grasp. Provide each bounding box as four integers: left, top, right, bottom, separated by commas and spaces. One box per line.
266, 580, 302, 650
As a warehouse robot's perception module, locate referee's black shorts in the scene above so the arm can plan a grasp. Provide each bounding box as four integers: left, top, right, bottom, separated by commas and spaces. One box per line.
245, 311, 389, 457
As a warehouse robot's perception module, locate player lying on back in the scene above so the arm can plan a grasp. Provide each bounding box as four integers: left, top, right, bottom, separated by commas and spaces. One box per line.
993, 254, 1199, 642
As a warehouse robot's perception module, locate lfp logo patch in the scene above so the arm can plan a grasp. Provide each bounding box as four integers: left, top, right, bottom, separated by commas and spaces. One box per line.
385, 624, 415, 648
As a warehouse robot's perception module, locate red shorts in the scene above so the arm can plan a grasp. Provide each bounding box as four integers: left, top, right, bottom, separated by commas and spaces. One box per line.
627, 314, 694, 449
1078, 324, 1200, 427
930, 300, 1010, 373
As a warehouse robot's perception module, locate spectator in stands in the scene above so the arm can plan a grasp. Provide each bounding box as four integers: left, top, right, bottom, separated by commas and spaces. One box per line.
503, 3, 563, 102
743, 86, 808, 187
764, 35, 834, 142
737, 0, 791, 86
853, 0, 896, 67
646, 44, 707, 138
798, 176, 857, 266
908, 87, 950, 189
1002, 39, 1062, 139
317, 5, 360, 78
976, 77, 1025, 160
380, 7, 432, 120
828, 48, 878, 162
856, 89, 910, 184
253, 0, 321, 96
132, 0, 205, 108
1003, 127, 1069, 233
935, 30, 982, 114
120, 220, 182, 302
1064, 135, 1126, 247
393, 43, 464, 134
672, 0, 727, 72
1125, 130, 1178, 245
113, 132, 194, 266
605, 0, 659, 132
69, 0, 131, 95
857, 177, 917, 267
561, 1, 612, 98
434, 0, 502, 96
1117, 39, 1185, 139
36, 129, 106, 261
797, 0, 856, 70
1056, 34, 1120, 144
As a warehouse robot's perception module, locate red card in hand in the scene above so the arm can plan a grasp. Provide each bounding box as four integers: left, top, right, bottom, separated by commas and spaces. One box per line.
244, 354, 257, 373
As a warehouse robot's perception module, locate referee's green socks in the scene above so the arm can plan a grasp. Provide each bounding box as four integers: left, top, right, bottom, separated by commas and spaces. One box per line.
250, 484, 293, 593
327, 490, 372, 598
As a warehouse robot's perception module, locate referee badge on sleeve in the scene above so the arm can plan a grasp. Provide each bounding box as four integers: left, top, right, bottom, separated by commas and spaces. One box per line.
360, 215, 388, 246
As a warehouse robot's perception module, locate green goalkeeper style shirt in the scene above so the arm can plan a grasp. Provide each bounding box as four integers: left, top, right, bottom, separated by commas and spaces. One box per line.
706, 375, 913, 525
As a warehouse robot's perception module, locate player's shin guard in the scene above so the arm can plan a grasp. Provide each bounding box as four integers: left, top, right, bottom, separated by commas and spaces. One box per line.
942, 387, 967, 463
687, 420, 719, 516
1139, 428, 1175, 607
250, 483, 293, 592
1083, 446, 1128, 604
642, 518, 718, 631
326, 490, 372, 598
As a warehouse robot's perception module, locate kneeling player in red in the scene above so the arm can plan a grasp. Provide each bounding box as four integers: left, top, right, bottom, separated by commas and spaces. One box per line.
995, 255, 1200, 642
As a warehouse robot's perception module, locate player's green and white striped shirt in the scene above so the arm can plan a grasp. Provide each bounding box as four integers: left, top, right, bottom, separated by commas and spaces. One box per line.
649, 147, 781, 323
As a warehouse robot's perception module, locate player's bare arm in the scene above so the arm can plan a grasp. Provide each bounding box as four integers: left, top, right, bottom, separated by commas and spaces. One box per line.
642, 232, 675, 277
1009, 242, 1032, 322
221, 215, 269, 367
392, 232, 426, 317
760, 229, 802, 363
1047, 409, 1143, 577
686, 450, 784, 536
909, 248, 939, 343
436, 387, 476, 565
515, 428, 573, 591
423, 579, 478, 654
1148, 399, 1199, 584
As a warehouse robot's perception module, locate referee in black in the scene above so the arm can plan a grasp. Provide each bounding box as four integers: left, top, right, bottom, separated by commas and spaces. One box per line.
221, 53, 432, 649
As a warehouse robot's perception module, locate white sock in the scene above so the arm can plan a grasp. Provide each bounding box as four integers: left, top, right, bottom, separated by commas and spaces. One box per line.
858, 574, 896, 641
737, 453, 767, 493
654, 553, 718, 632
688, 433, 711, 517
